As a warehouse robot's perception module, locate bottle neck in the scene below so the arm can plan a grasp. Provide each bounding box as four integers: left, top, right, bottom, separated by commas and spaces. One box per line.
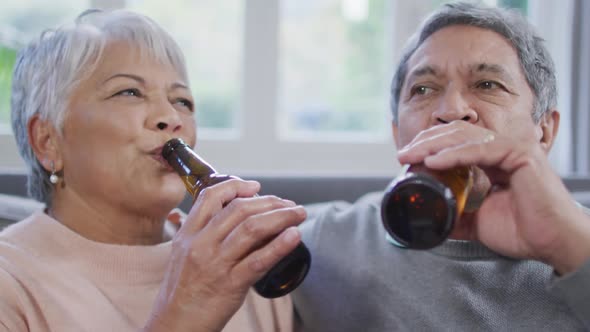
166, 145, 217, 178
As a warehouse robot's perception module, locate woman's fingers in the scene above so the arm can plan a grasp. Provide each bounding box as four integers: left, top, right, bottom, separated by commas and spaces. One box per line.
205, 195, 298, 242
168, 178, 307, 300
219, 205, 307, 261
232, 226, 303, 286
180, 179, 261, 235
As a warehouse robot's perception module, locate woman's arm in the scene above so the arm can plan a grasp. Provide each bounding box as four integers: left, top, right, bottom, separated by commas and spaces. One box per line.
144, 179, 306, 332
0, 268, 28, 332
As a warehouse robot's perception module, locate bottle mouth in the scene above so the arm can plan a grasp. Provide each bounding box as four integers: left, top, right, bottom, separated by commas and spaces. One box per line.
162, 138, 186, 159
381, 174, 456, 249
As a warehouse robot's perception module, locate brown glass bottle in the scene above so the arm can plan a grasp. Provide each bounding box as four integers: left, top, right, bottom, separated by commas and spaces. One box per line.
162, 138, 311, 298
381, 165, 473, 249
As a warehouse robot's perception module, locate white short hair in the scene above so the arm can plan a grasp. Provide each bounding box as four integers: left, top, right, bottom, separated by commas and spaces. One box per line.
11, 9, 189, 205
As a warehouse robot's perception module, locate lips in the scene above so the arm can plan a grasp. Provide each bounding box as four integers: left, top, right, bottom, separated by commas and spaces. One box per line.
149, 146, 173, 171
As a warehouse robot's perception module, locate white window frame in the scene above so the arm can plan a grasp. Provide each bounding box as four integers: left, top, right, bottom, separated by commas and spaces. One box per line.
528, 0, 575, 175
0, 0, 575, 179
189, 0, 397, 178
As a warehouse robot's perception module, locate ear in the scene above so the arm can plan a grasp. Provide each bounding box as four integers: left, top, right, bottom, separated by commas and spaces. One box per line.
537, 109, 560, 153
391, 120, 402, 149
28, 115, 63, 172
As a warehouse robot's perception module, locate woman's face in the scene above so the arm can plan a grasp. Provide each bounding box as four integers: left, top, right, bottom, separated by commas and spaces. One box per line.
56, 41, 196, 218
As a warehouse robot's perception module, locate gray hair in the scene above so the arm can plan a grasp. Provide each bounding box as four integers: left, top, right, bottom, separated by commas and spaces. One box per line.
11, 9, 188, 205
390, 2, 557, 124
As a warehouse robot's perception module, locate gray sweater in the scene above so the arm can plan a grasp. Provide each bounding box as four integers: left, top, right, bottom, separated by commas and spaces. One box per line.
293, 192, 590, 331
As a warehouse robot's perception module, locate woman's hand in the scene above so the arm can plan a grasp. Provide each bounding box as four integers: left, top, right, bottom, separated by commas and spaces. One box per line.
397, 121, 590, 275
145, 179, 306, 332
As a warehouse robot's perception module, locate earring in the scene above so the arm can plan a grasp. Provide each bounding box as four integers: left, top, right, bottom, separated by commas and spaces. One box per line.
49, 161, 59, 184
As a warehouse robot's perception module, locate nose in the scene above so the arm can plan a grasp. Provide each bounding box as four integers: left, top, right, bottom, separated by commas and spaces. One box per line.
432, 88, 478, 124
148, 99, 183, 133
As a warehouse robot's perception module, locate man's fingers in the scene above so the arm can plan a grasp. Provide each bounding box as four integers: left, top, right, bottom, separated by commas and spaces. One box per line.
398, 129, 468, 164
398, 124, 496, 166
401, 127, 463, 154
400, 121, 471, 151
423, 137, 527, 173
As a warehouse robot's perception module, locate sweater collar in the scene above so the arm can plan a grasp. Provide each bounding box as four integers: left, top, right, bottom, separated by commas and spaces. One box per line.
385, 233, 501, 259
11, 212, 173, 284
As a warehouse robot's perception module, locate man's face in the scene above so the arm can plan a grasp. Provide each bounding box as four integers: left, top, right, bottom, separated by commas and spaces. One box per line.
393, 25, 542, 207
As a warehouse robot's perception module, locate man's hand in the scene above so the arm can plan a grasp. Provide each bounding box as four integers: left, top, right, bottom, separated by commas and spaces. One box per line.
397, 121, 590, 275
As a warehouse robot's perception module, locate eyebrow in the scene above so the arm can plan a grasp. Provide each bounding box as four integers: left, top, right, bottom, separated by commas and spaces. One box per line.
407, 65, 440, 83
470, 63, 515, 85
406, 63, 516, 86
102, 73, 189, 91
102, 73, 145, 86
170, 82, 189, 91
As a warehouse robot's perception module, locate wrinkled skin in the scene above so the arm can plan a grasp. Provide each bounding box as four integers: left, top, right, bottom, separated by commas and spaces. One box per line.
393, 25, 590, 274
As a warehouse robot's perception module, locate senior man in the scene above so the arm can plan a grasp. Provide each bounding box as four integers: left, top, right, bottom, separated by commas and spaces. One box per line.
293, 2, 590, 331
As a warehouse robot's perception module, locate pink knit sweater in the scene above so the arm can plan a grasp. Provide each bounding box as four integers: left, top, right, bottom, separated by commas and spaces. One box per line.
0, 212, 293, 331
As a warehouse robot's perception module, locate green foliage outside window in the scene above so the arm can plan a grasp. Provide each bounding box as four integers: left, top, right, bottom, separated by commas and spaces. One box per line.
499, 0, 528, 14
333, 0, 388, 132
0, 0, 528, 132
0, 45, 17, 126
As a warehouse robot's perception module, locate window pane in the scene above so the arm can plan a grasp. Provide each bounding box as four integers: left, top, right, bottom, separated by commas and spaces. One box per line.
0, 0, 90, 130
279, 0, 392, 138
498, 0, 528, 14
279, 0, 528, 139
128, 0, 243, 130
0, 46, 17, 127
434, 0, 528, 14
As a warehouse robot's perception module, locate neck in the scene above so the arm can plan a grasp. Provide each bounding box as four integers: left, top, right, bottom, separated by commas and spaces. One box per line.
49, 189, 170, 246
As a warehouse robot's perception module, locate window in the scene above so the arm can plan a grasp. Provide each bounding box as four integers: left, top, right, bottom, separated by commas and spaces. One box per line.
277, 0, 528, 141
279, 0, 391, 140
0, 0, 91, 131
1, 0, 577, 177
128, 0, 243, 133
0, 46, 16, 130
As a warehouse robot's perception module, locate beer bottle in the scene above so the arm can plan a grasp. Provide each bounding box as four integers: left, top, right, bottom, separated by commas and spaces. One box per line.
381, 164, 473, 249
162, 138, 311, 298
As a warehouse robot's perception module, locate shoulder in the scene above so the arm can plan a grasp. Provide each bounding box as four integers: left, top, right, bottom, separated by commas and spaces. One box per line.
300, 191, 384, 246
0, 213, 52, 294
0, 212, 45, 239
302, 192, 382, 228
304, 191, 382, 223
0, 230, 33, 331
0, 266, 28, 331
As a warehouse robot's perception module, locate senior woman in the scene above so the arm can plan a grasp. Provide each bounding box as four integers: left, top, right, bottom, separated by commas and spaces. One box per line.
0, 9, 304, 332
